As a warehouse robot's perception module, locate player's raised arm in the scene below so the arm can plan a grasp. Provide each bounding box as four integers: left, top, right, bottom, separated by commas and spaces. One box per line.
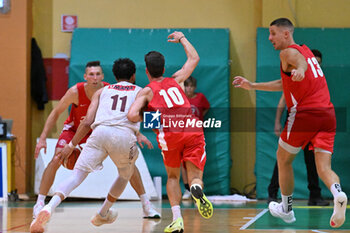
34, 86, 78, 158
169, 31, 200, 85
128, 87, 153, 123
233, 76, 283, 91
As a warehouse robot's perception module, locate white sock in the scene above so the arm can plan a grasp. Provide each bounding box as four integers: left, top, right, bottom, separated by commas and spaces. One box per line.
140, 194, 150, 206
36, 194, 46, 204
47, 195, 62, 211
281, 194, 293, 213
99, 199, 114, 217
330, 183, 342, 197
171, 205, 181, 221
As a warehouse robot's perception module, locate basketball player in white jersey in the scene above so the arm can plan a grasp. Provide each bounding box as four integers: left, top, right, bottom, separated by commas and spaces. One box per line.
30, 58, 152, 232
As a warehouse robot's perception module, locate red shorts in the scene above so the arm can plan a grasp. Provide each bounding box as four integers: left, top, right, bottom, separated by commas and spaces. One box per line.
280, 108, 336, 154
160, 132, 206, 171
56, 127, 90, 149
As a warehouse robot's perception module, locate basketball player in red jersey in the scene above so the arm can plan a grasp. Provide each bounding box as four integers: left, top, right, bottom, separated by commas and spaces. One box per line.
184, 76, 210, 121
181, 76, 210, 199
128, 31, 213, 233
233, 18, 347, 228
33, 61, 159, 219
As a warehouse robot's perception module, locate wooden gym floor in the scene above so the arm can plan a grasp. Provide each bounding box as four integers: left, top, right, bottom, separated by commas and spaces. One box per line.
1, 199, 349, 233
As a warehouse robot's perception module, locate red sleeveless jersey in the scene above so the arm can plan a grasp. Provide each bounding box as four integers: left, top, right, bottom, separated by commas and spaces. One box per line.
280, 44, 333, 111
64, 82, 109, 131
188, 92, 210, 121
146, 78, 202, 150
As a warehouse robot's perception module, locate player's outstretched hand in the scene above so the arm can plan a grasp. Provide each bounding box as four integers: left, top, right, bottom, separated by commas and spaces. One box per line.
34, 139, 47, 159
168, 31, 185, 43
232, 76, 253, 90
291, 68, 305, 82
137, 133, 154, 149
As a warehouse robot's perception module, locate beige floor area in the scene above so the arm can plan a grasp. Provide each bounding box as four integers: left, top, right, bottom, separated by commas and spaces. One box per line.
1, 200, 349, 233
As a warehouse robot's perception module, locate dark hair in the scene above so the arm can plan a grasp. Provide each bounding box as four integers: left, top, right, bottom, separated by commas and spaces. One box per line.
270, 18, 294, 33
311, 49, 322, 60
184, 76, 197, 87
112, 58, 136, 81
144, 51, 165, 78
85, 61, 101, 68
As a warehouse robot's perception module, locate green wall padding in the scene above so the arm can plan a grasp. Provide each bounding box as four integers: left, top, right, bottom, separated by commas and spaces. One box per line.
69, 28, 231, 195
256, 28, 350, 199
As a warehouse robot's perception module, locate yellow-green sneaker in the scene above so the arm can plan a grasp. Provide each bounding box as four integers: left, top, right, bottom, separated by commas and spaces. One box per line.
164, 217, 184, 233
191, 184, 213, 219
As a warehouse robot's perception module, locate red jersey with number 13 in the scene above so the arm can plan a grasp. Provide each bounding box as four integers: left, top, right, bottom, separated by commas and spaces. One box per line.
280, 44, 333, 111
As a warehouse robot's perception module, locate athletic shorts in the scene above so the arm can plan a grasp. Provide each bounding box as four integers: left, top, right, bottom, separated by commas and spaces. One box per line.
56, 126, 90, 149
279, 108, 336, 154
75, 125, 138, 179
161, 132, 206, 171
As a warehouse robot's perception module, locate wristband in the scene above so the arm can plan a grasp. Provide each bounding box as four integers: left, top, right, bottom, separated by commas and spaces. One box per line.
68, 141, 75, 149
179, 36, 185, 42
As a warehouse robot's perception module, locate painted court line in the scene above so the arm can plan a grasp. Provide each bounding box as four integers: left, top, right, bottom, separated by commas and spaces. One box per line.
240, 209, 268, 230
6, 223, 29, 231
294, 205, 350, 209
311, 230, 328, 233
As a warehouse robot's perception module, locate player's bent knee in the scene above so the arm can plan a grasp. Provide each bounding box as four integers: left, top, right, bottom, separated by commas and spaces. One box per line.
121, 173, 132, 181
119, 168, 133, 180
166, 171, 180, 181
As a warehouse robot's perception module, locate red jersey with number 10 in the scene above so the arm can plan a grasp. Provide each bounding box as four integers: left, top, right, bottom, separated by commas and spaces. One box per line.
146, 78, 203, 150
280, 44, 333, 111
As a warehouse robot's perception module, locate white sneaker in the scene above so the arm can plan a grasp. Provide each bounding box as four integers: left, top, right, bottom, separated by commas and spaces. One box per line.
91, 209, 118, 226
182, 190, 192, 200
30, 205, 51, 233
143, 203, 161, 218
268, 201, 296, 223
330, 191, 347, 228
33, 201, 45, 219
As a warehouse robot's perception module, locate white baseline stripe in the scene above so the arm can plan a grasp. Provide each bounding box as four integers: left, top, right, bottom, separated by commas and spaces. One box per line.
240, 209, 268, 230
312, 230, 328, 233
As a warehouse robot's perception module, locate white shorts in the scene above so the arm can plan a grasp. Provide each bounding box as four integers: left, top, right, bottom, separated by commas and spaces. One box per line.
75, 125, 138, 179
